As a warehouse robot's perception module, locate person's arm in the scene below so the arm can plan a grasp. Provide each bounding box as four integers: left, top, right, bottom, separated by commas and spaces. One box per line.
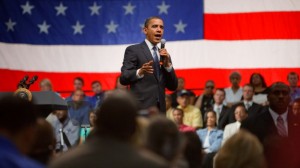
159, 48, 178, 91
120, 46, 140, 85
194, 95, 203, 109
208, 130, 223, 153
192, 108, 203, 129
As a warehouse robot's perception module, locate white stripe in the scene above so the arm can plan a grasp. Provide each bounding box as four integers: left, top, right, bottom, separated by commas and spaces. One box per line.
205, 0, 300, 13
1, 40, 300, 72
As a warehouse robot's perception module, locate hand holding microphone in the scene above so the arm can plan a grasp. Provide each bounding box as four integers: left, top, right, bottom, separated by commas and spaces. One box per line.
159, 39, 171, 67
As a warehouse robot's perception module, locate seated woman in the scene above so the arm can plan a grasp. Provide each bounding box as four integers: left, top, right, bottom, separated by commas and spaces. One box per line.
197, 110, 223, 168
196, 110, 223, 154
79, 110, 97, 144
249, 73, 268, 106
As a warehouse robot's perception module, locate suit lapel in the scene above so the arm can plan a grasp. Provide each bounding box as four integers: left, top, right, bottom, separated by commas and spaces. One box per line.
140, 41, 160, 81
141, 41, 153, 62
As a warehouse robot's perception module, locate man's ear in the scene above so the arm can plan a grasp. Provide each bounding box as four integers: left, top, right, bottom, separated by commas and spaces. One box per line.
143, 27, 147, 35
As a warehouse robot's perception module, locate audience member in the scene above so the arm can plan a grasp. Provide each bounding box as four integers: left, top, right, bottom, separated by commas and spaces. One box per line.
89, 80, 105, 109
39, 78, 53, 91
287, 72, 300, 102
241, 82, 300, 168
212, 88, 230, 129
0, 95, 43, 168
222, 104, 248, 145
53, 109, 79, 152
144, 115, 186, 167
196, 111, 223, 168
67, 89, 92, 125
214, 130, 266, 168
49, 90, 167, 168
250, 73, 269, 105
177, 90, 203, 129
79, 111, 96, 144
29, 118, 56, 165
228, 84, 263, 123
224, 72, 243, 107
195, 80, 215, 116
182, 131, 203, 168
197, 111, 223, 154
165, 94, 175, 120
292, 98, 300, 117
171, 77, 185, 108
66, 77, 90, 102
188, 90, 197, 105
172, 108, 196, 132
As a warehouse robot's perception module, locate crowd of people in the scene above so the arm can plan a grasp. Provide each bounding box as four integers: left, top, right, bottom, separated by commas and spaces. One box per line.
0, 71, 299, 168
1, 15, 300, 168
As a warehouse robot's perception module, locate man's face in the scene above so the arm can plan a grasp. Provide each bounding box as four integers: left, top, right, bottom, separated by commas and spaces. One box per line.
243, 86, 254, 101
143, 18, 164, 45
177, 78, 185, 90
92, 82, 102, 94
214, 90, 225, 104
292, 102, 300, 116
268, 84, 291, 114
89, 112, 97, 126
74, 79, 83, 90
173, 109, 183, 125
234, 106, 248, 122
230, 74, 241, 87
204, 81, 215, 95
72, 90, 84, 102
177, 95, 189, 108
288, 74, 299, 88
56, 110, 68, 121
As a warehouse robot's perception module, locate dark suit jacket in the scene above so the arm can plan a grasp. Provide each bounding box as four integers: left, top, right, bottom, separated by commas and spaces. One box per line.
217, 105, 230, 130
228, 102, 263, 123
120, 41, 178, 113
241, 109, 300, 168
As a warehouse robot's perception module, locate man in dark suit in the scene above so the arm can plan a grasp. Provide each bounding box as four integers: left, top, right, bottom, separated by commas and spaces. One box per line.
241, 82, 300, 168
120, 16, 178, 113
228, 84, 263, 123
211, 88, 230, 130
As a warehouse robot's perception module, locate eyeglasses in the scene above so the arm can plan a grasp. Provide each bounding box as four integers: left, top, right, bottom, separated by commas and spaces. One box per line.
206, 86, 214, 89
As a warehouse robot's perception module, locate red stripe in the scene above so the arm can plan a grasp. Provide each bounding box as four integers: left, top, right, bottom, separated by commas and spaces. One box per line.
204, 12, 300, 40
1, 68, 299, 97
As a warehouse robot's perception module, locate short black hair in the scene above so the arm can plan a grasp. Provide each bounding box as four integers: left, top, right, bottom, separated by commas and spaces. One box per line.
144, 16, 163, 28
91, 80, 101, 86
250, 73, 267, 88
95, 90, 138, 141
0, 95, 37, 133
74, 77, 84, 85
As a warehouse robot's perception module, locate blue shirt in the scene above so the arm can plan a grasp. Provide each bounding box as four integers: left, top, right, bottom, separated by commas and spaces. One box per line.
196, 128, 223, 153
290, 88, 300, 102
0, 136, 44, 168
67, 101, 92, 125
89, 92, 105, 109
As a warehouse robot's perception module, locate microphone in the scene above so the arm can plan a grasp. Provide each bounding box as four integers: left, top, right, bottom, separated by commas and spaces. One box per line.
160, 39, 166, 65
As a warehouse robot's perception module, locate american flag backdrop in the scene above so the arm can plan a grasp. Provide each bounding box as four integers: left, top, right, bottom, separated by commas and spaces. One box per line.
0, 0, 300, 96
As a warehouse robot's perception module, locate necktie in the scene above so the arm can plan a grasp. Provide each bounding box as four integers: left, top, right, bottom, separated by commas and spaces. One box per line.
277, 115, 287, 137
152, 46, 160, 78
245, 102, 250, 110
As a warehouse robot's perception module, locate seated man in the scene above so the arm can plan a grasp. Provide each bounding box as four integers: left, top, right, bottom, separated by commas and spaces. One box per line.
53, 110, 79, 152
172, 108, 195, 132
222, 104, 248, 145
177, 90, 203, 129
0, 95, 43, 168
89, 80, 105, 109
67, 89, 92, 125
